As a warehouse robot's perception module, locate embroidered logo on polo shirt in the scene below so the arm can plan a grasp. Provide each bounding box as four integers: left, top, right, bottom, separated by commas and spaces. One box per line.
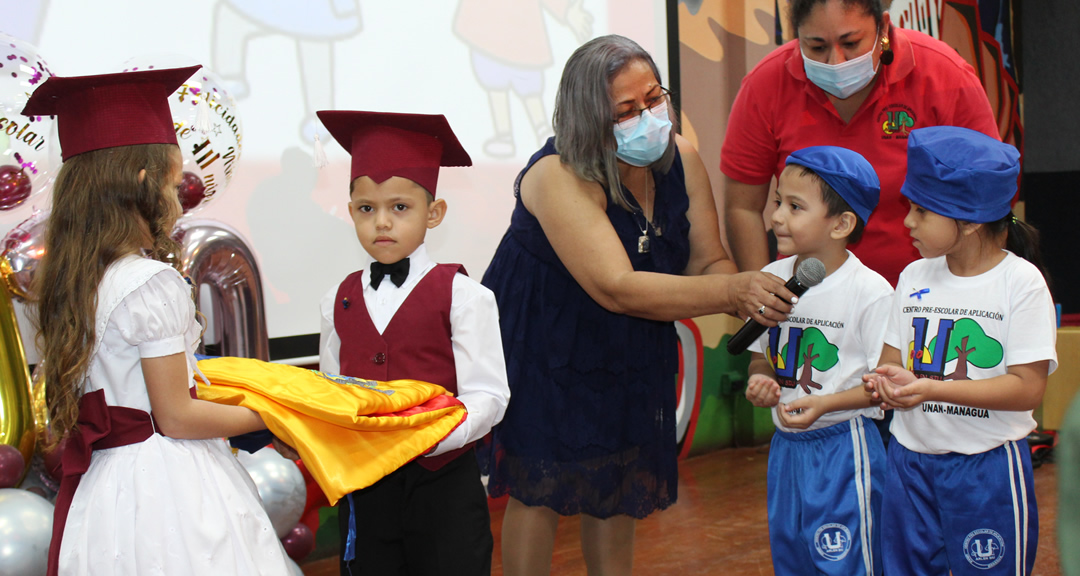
879, 103, 917, 139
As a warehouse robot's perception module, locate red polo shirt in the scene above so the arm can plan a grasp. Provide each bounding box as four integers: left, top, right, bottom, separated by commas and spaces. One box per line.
721, 26, 999, 285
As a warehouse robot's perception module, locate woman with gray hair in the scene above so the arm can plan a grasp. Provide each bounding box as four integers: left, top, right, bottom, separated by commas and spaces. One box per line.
480, 34, 795, 574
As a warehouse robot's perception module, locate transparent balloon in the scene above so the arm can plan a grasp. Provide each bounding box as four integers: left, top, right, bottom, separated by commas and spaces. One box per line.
1, 207, 47, 301
0, 33, 59, 211
120, 55, 243, 214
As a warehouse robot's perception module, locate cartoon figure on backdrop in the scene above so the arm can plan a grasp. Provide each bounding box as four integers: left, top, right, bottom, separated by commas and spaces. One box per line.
744, 146, 891, 576
313, 110, 510, 575
211, 0, 362, 142
864, 126, 1056, 576
453, 0, 593, 158
23, 66, 289, 576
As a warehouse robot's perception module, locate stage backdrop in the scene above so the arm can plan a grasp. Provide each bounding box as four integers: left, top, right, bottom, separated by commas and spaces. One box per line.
0, 0, 669, 364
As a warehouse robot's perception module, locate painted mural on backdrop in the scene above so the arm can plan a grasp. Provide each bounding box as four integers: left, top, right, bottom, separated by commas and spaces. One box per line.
873, 0, 1021, 147
673, 0, 1022, 455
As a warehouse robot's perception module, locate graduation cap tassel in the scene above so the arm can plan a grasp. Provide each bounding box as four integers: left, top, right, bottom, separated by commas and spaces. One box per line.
313, 134, 329, 168
195, 92, 212, 134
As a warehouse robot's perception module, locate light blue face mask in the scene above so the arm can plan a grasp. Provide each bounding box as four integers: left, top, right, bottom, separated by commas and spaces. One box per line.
613, 100, 672, 167
801, 43, 879, 99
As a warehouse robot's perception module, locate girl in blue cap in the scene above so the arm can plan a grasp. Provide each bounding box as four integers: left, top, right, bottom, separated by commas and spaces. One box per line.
866, 126, 1056, 575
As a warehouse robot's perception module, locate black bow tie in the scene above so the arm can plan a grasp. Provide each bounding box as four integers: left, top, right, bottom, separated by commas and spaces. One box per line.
370, 258, 410, 289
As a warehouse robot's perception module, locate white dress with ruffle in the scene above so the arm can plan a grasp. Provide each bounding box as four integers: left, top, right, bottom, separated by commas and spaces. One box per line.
58, 254, 288, 575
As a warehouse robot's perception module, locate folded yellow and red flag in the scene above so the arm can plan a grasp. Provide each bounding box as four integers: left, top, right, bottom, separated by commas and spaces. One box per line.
195, 356, 467, 505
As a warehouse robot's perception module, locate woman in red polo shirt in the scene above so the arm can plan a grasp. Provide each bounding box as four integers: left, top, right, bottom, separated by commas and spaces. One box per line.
722, 0, 998, 287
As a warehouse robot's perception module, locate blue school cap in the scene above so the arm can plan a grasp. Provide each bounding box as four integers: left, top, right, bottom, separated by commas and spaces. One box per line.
900, 126, 1019, 223
785, 146, 880, 224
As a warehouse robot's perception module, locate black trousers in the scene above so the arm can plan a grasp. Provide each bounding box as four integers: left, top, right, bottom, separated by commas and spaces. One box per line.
338, 450, 493, 576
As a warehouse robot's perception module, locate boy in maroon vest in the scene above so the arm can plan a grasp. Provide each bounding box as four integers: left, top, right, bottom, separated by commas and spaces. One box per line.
316, 110, 510, 575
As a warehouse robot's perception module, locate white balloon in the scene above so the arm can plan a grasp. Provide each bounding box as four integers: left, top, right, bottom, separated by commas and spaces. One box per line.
236, 447, 305, 539
0, 488, 53, 576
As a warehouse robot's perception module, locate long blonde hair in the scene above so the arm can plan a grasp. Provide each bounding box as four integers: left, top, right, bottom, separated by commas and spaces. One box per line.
34, 143, 182, 446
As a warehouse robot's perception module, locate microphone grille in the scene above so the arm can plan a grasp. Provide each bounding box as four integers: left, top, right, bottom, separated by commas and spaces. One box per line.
795, 258, 827, 288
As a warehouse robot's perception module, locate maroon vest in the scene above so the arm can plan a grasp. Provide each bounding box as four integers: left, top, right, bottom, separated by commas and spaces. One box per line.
334, 263, 470, 470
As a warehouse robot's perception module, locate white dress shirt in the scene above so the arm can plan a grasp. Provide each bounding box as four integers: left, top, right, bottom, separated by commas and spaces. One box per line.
320, 244, 510, 457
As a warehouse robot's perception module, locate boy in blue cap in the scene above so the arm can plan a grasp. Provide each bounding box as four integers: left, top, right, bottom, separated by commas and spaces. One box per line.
745, 145, 892, 575
866, 126, 1056, 575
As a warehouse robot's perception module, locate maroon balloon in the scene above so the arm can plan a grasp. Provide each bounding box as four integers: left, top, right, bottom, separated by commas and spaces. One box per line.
177, 170, 207, 213
0, 164, 32, 210
280, 522, 315, 561
0, 444, 25, 488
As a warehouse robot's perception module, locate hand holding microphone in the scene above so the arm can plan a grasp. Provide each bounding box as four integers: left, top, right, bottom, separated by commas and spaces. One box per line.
726, 258, 826, 355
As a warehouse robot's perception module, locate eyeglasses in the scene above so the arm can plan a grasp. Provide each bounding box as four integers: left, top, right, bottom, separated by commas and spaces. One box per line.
613, 87, 672, 124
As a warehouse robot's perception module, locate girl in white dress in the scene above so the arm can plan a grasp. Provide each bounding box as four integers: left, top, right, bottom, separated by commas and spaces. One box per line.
25, 66, 289, 576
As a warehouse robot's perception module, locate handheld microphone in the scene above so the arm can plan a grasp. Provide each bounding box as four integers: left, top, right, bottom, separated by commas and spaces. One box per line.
725, 258, 826, 355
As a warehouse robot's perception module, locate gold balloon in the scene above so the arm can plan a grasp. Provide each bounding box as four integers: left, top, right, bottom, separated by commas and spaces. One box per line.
31, 364, 48, 442
0, 277, 35, 474
0, 258, 24, 300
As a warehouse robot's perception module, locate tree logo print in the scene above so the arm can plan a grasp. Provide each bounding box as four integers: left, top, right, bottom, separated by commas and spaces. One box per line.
929, 318, 1003, 380
768, 326, 839, 393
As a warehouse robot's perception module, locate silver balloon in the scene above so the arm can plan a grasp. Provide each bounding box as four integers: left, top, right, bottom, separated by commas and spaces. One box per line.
0, 208, 48, 301
236, 447, 305, 539
0, 488, 53, 576
175, 219, 269, 360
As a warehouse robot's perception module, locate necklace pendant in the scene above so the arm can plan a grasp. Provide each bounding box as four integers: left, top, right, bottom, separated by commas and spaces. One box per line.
638, 234, 650, 254
653, 224, 662, 237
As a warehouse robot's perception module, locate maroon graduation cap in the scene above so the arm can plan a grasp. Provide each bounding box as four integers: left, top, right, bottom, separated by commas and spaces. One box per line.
21, 65, 199, 160
316, 110, 472, 197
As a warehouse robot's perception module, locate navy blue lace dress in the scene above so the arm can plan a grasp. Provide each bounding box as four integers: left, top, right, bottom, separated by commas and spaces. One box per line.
480, 138, 691, 519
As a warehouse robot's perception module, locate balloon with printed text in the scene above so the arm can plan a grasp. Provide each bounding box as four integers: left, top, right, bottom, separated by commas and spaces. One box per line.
0, 32, 60, 211
121, 56, 243, 214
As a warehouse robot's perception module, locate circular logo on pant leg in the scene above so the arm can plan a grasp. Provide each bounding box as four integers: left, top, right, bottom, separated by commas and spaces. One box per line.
963, 529, 1006, 570
814, 523, 852, 561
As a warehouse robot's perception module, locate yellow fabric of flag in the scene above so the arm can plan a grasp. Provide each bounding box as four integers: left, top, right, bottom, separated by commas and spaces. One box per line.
195, 356, 466, 505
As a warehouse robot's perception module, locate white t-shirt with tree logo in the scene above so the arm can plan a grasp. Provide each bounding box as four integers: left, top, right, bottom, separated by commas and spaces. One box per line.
750, 252, 892, 432
886, 252, 1058, 455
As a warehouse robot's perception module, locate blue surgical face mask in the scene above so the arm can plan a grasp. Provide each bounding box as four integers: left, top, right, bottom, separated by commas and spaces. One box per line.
613, 100, 672, 167
801, 43, 879, 99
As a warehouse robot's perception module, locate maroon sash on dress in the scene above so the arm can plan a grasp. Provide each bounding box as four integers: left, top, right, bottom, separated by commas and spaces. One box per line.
47, 389, 156, 576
